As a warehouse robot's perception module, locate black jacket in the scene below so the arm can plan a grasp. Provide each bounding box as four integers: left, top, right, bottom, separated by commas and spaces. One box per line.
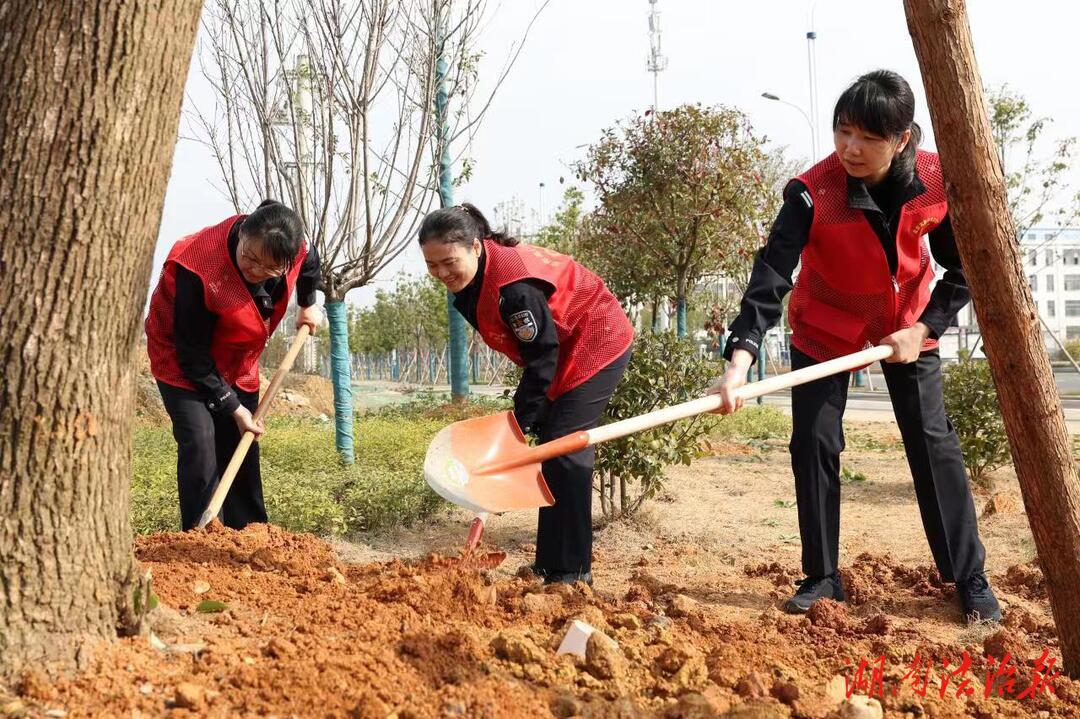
452, 246, 559, 433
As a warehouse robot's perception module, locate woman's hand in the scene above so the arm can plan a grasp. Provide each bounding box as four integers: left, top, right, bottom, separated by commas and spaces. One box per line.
233, 406, 265, 438
708, 348, 754, 414
297, 304, 321, 334
881, 322, 930, 364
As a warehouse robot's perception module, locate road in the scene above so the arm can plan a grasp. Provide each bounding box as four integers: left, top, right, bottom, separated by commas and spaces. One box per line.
758, 391, 1080, 433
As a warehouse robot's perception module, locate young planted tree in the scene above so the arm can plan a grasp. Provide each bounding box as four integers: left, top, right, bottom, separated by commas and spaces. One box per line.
576, 105, 775, 337
906, 0, 1080, 676
193, 0, 538, 461
0, 1, 202, 674
534, 186, 586, 256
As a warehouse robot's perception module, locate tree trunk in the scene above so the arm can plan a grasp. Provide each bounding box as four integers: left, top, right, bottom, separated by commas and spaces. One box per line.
0, 1, 201, 675
906, 0, 1080, 676
324, 300, 355, 464
598, 472, 609, 519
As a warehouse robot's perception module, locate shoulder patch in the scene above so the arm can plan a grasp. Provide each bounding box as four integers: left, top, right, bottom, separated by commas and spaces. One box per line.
508, 310, 538, 342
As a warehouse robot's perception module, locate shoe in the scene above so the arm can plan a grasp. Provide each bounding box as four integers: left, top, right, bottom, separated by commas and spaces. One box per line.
783, 573, 845, 614
541, 569, 593, 587
957, 572, 1002, 623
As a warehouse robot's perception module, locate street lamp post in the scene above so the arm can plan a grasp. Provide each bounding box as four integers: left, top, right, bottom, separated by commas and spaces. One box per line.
761, 92, 817, 159
538, 182, 546, 229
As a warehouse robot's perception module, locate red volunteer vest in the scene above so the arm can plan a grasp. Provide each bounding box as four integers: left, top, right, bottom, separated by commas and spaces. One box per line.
145, 215, 307, 393
475, 240, 634, 399
788, 150, 947, 363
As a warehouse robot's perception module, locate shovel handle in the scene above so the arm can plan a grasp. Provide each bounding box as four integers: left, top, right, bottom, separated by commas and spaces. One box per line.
586, 344, 892, 445
196, 325, 311, 529
474, 345, 893, 476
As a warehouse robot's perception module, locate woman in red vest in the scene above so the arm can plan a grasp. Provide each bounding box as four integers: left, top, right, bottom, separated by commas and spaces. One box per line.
419, 203, 634, 585
713, 71, 1001, 623
146, 200, 320, 530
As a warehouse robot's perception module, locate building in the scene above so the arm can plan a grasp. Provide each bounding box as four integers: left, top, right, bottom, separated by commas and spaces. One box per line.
926, 226, 1080, 359
1018, 227, 1080, 346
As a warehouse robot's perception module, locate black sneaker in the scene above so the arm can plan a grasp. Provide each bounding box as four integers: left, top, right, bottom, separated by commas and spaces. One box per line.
783, 573, 845, 614
957, 572, 1002, 623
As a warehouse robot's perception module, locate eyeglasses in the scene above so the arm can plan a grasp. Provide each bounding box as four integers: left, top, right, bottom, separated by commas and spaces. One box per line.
239, 238, 287, 277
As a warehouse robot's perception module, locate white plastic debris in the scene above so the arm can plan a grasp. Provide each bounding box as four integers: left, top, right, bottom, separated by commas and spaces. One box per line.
556, 620, 597, 658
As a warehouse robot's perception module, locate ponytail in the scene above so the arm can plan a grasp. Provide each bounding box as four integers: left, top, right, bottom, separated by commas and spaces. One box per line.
417, 202, 519, 248
458, 203, 519, 247
890, 120, 922, 183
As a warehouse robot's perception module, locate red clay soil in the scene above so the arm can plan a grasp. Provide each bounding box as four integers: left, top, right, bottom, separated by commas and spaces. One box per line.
5, 524, 1080, 718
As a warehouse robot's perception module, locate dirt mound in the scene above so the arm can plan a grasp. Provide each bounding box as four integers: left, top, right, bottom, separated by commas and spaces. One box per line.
9, 527, 1075, 718
837, 552, 950, 606
999, 561, 1046, 600
276, 372, 335, 418
134, 345, 170, 425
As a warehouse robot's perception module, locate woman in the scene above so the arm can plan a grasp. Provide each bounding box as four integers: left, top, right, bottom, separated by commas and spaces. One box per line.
145, 200, 320, 531
419, 203, 634, 585
713, 70, 1001, 623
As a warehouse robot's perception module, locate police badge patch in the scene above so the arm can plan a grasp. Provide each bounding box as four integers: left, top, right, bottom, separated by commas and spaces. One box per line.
508, 310, 538, 342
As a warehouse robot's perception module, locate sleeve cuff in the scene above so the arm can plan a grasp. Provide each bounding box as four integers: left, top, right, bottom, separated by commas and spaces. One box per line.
206, 389, 240, 415
298, 291, 316, 308
722, 332, 762, 365
514, 399, 550, 435
916, 311, 949, 341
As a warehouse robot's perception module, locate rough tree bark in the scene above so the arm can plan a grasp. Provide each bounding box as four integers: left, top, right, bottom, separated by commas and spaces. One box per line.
0, 1, 202, 675
906, 0, 1080, 676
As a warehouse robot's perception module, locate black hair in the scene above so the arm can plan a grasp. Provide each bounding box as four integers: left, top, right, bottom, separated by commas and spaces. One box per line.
833, 69, 922, 181
239, 199, 305, 269
417, 202, 519, 248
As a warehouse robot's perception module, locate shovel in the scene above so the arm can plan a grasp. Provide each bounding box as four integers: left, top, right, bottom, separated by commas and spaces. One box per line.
424, 344, 894, 551
196, 324, 311, 529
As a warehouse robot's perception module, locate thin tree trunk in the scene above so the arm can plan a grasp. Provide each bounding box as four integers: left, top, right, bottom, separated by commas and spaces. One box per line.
598, 473, 609, 519
906, 0, 1080, 676
0, 0, 202, 675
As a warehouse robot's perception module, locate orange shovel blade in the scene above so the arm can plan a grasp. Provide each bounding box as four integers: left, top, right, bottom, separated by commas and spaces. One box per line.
424, 411, 555, 513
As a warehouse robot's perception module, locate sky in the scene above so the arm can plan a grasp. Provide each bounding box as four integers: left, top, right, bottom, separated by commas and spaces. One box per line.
153, 0, 1080, 308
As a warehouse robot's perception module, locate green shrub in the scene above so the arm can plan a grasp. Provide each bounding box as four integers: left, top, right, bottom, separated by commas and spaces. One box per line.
595, 333, 721, 518
373, 393, 512, 424
943, 359, 1011, 486
131, 408, 470, 536
1058, 338, 1080, 362
707, 405, 791, 442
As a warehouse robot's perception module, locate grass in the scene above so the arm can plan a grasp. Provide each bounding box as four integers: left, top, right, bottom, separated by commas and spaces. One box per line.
840, 465, 870, 484
131, 395, 513, 536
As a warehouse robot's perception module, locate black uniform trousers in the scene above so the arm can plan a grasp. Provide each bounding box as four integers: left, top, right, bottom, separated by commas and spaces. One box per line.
789, 346, 986, 583
534, 349, 631, 576
157, 381, 268, 531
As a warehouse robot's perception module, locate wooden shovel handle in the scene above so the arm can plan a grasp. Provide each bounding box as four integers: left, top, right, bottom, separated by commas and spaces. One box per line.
196, 325, 312, 529
473, 345, 892, 477
586, 344, 893, 445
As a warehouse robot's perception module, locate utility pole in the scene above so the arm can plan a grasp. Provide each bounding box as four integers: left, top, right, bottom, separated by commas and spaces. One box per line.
647, 0, 667, 116
647, 0, 674, 332
436, 4, 470, 401
806, 2, 821, 157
